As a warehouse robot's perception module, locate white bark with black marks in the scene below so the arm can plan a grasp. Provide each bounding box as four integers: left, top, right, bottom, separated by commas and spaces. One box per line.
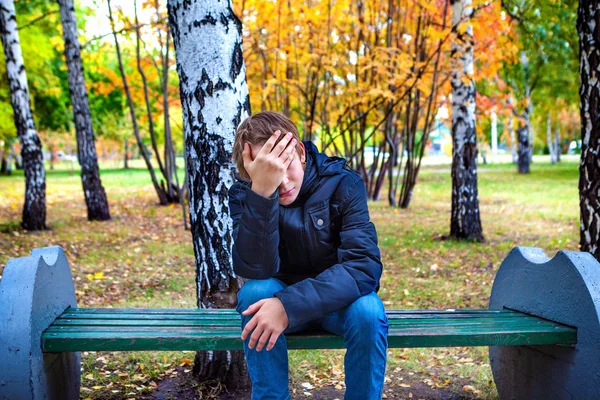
449, 0, 483, 241
58, 0, 110, 221
578, 0, 600, 260
168, 0, 251, 388
0, 0, 46, 230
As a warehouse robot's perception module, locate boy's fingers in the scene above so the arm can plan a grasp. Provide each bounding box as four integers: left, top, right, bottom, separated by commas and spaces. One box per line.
257, 130, 281, 157
283, 151, 295, 169
272, 133, 293, 157
255, 329, 271, 352
241, 316, 257, 341
242, 299, 265, 316
280, 139, 296, 160
266, 332, 281, 351
241, 143, 252, 167
248, 325, 265, 349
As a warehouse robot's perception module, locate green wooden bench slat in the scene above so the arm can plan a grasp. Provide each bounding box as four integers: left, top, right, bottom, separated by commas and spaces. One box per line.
63, 308, 241, 314
63, 308, 517, 315
41, 307, 577, 353
41, 326, 575, 352
43, 321, 573, 335
45, 318, 567, 332
51, 315, 547, 328
57, 310, 535, 321
43, 326, 570, 338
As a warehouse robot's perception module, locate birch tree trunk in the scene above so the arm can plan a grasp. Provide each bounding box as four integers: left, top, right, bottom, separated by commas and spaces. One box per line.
58, 0, 110, 221
577, 0, 600, 260
449, 0, 484, 241
168, 0, 251, 388
0, 0, 46, 230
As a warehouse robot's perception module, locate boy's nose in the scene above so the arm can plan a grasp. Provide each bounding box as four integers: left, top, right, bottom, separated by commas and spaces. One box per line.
281, 175, 290, 186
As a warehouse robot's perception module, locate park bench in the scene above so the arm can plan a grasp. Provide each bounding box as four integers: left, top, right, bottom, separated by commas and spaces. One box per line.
1, 246, 600, 399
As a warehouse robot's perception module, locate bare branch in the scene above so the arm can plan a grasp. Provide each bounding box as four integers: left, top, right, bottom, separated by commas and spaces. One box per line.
81, 17, 167, 49
18, 9, 59, 30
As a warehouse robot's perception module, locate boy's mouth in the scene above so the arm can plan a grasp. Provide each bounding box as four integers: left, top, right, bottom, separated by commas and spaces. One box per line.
280, 188, 295, 198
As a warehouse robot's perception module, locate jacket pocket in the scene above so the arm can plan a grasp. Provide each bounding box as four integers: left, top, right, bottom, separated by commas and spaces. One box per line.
309, 204, 330, 231
308, 203, 335, 256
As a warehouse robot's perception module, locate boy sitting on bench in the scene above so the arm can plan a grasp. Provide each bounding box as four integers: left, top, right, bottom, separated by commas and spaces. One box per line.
230, 111, 388, 400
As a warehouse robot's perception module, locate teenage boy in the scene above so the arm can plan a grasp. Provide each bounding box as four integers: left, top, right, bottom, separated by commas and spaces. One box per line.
230, 111, 388, 400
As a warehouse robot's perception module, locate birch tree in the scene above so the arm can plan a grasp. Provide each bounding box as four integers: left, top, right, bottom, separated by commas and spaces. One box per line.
449, 0, 484, 241
578, 0, 600, 260
168, 0, 251, 388
0, 0, 46, 230
58, 0, 110, 221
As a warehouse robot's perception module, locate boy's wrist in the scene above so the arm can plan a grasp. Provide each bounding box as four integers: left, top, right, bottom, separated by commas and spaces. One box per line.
251, 183, 276, 198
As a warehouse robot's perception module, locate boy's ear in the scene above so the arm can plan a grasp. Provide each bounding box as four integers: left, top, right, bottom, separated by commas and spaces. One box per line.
299, 141, 306, 163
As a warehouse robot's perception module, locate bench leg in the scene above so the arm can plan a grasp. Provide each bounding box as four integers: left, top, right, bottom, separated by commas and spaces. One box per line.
489, 247, 600, 399
0, 247, 80, 400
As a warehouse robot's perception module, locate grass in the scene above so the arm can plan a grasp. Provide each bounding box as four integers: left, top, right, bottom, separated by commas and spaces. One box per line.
0, 157, 581, 399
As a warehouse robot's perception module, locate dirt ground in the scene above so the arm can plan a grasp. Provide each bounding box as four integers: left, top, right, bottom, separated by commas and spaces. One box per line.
143, 366, 480, 400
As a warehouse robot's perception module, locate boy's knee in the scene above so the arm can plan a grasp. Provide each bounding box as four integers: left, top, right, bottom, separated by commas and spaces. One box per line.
344, 293, 388, 339
236, 278, 285, 313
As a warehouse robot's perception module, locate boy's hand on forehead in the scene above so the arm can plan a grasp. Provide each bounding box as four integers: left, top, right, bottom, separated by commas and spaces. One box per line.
242, 130, 297, 198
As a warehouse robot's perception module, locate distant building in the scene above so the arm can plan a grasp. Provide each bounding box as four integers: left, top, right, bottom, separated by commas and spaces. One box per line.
427, 121, 452, 157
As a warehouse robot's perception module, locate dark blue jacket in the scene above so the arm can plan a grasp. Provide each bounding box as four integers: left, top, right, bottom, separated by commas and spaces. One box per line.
229, 141, 382, 328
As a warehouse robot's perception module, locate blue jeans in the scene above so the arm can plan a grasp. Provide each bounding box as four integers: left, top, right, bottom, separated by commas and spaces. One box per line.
236, 278, 389, 400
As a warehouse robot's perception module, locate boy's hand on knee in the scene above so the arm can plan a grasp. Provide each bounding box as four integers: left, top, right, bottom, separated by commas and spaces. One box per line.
241, 297, 289, 352
242, 131, 297, 197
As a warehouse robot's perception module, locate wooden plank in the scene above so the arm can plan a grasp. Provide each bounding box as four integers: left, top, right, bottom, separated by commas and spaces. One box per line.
62, 308, 521, 317
64, 308, 525, 315
41, 326, 576, 352
57, 311, 536, 322
43, 322, 573, 336
41, 307, 577, 353
51, 314, 543, 327
65, 308, 238, 315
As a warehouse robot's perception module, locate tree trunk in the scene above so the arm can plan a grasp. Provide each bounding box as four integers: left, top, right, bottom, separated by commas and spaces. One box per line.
518, 84, 534, 172
517, 124, 531, 173
547, 112, 556, 164
58, 0, 111, 221
0, 0, 46, 230
449, 0, 484, 241
577, 0, 600, 260
168, 0, 251, 389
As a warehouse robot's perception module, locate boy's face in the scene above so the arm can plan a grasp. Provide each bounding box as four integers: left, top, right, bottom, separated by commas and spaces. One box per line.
249, 141, 306, 205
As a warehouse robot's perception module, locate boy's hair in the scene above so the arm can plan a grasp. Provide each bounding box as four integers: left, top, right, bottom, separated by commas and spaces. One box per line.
233, 111, 303, 180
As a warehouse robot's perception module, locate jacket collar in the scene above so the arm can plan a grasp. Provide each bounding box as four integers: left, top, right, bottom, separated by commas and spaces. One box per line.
285, 141, 346, 207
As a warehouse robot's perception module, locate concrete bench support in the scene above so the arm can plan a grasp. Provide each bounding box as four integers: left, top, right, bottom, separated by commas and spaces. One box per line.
0, 247, 80, 400
489, 247, 600, 399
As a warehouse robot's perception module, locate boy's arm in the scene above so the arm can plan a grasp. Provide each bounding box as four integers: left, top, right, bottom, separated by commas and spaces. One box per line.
274, 177, 382, 328
229, 182, 281, 279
